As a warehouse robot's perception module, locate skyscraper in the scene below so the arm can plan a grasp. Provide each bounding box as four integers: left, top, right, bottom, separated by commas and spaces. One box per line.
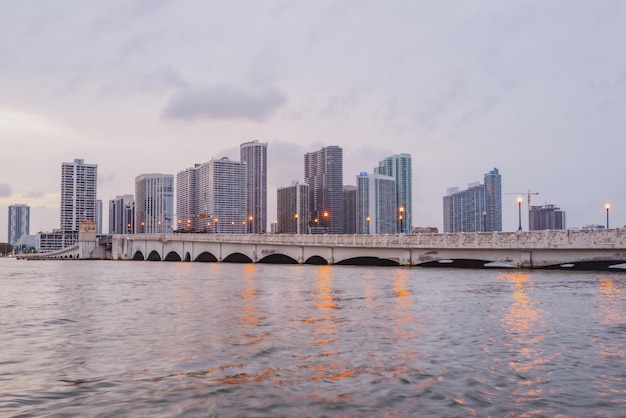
60, 158, 98, 233
240, 140, 268, 233
276, 181, 308, 234
135, 173, 174, 234
108, 195, 134, 234
356, 172, 397, 234
199, 157, 247, 234
304, 146, 343, 234
443, 168, 502, 233
8, 204, 30, 246
529, 204, 566, 230
342, 185, 357, 234
176, 164, 201, 231
375, 153, 412, 233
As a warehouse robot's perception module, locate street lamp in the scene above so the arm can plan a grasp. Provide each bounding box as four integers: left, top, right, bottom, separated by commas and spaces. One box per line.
249, 216, 253, 234
294, 213, 299, 234
517, 197, 523, 231
605, 203, 610, 229
482, 211, 486, 232
399, 206, 405, 234
323, 211, 329, 234
366, 216, 370, 235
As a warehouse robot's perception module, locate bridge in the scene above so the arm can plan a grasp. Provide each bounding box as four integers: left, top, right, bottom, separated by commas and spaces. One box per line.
105, 229, 626, 270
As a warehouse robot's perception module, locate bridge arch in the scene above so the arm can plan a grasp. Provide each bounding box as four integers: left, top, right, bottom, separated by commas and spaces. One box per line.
304, 255, 328, 265
223, 252, 253, 263
258, 254, 299, 264
147, 250, 161, 261
133, 250, 145, 260
195, 252, 218, 262
164, 251, 181, 262
336, 256, 400, 267
184, 252, 191, 262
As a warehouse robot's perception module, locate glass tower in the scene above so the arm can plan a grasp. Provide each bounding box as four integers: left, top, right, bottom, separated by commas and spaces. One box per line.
240, 140, 268, 233
304, 146, 343, 234
375, 153, 412, 233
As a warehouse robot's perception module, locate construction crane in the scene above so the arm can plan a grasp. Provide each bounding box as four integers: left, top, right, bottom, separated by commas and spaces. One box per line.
504, 190, 540, 209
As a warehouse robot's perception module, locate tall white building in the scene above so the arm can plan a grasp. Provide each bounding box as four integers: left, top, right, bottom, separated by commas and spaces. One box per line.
176, 164, 201, 231
60, 158, 98, 233
240, 140, 268, 233
135, 173, 174, 233
199, 157, 247, 234
8, 204, 30, 246
375, 153, 412, 233
356, 172, 397, 234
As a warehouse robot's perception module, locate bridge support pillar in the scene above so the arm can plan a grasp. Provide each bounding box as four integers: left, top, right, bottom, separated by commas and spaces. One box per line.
520, 251, 533, 268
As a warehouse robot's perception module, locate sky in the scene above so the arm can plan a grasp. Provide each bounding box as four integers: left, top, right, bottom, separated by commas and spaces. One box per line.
1, 0, 625, 239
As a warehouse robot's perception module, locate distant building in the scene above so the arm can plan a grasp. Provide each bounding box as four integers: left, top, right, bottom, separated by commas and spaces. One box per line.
276, 181, 308, 234
199, 157, 247, 234
443, 168, 502, 233
109, 194, 135, 234
176, 164, 201, 231
305, 146, 344, 234
529, 204, 566, 230
96, 199, 103, 235
356, 172, 397, 234
135, 173, 174, 234
60, 158, 98, 246
343, 185, 357, 234
375, 153, 412, 233
240, 140, 268, 233
8, 204, 30, 246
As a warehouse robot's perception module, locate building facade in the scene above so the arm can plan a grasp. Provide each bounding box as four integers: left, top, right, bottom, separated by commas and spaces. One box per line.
8, 204, 30, 246
356, 172, 397, 234
199, 157, 247, 234
304, 146, 343, 234
135, 173, 174, 234
443, 168, 502, 233
375, 153, 412, 233
276, 181, 309, 234
60, 159, 98, 233
108, 194, 134, 234
529, 204, 566, 230
342, 185, 357, 234
176, 164, 201, 232
240, 140, 268, 233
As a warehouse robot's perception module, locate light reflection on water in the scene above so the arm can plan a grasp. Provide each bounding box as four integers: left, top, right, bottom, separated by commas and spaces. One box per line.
0, 259, 624, 417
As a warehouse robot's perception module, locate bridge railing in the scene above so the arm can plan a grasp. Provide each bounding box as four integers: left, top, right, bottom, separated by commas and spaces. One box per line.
116, 228, 626, 250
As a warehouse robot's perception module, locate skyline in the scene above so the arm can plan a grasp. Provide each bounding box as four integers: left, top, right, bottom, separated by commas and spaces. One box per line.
1, 1, 625, 239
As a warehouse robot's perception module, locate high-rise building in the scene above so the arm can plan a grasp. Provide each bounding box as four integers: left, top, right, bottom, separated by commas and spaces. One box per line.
343, 185, 357, 234
96, 199, 103, 234
356, 172, 397, 234
375, 153, 412, 233
60, 158, 98, 233
529, 204, 566, 230
176, 164, 201, 232
109, 194, 134, 234
276, 181, 308, 234
443, 168, 502, 233
8, 204, 30, 246
135, 174, 174, 234
199, 157, 247, 234
240, 140, 268, 233
304, 146, 343, 234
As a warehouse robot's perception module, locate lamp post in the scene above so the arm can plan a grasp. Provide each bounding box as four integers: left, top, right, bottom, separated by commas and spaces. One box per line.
294, 213, 299, 234
517, 197, 523, 231
249, 216, 253, 234
366, 216, 370, 235
323, 211, 329, 234
482, 211, 486, 232
399, 206, 404, 234
605, 204, 610, 229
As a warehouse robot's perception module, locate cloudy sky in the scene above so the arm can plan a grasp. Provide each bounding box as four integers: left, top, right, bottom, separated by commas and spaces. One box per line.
1, 0, 625, 239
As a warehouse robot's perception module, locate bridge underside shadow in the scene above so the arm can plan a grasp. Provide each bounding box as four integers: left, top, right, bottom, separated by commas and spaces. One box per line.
418, 259, 517, 269
336, 256, 400, 266
539, 260, 626, 271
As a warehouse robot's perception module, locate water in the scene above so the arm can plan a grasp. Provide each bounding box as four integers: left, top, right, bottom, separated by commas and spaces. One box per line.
1, 258, 624, 417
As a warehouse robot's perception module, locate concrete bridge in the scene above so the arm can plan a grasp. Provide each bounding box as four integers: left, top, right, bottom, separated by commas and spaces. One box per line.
108, 229, 626, 270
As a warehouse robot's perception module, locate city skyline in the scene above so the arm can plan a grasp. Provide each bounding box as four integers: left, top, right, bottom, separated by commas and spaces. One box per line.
1, 2, 624, 239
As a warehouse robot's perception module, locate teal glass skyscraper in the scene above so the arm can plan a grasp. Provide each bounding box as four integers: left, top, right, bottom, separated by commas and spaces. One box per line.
375, 153, 412, 233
